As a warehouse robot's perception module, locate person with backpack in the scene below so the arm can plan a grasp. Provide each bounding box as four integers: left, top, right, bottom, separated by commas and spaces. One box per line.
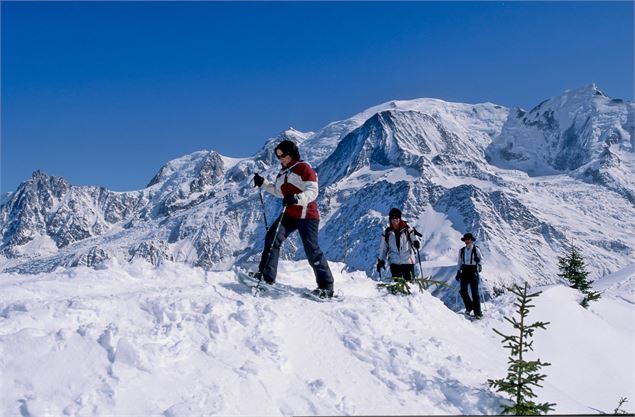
456, 232, 483, 318
376, 208, 421, 281
252, 139, 335, 299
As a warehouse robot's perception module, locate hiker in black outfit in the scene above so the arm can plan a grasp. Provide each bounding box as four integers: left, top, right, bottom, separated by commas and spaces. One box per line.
376, 208, 421, 281
456, 232, 483, 318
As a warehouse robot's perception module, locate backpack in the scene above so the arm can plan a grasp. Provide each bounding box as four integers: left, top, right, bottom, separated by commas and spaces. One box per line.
460, 245, 482, 272
383, 223, 421, 253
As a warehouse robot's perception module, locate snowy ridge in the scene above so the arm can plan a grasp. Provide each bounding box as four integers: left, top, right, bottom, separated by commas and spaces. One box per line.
0, 259, 632, 415
486, 83, 635, 202
0, 85, 633, 299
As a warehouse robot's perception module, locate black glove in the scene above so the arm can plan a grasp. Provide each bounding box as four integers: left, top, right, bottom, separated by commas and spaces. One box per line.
455, 270, 461, 281
376, 259, 385, 273
412, 240, 420, 250
253, 173, 264, 187
283, 193, 298, 206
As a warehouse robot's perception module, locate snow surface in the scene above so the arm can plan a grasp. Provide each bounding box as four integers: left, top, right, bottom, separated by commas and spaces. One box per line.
1, 259, 632, 416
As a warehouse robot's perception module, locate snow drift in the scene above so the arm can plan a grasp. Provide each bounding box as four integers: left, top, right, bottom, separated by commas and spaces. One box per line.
1, 260, 633, 416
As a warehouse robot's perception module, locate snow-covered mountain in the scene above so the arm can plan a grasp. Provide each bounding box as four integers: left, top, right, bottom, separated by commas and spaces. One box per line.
1, 85, 633, 298
486, 83, 635, 203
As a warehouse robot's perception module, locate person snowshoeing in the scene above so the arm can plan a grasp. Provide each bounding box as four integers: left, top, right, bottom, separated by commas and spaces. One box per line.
376, 208, 421, 281
456, 232, 483, 318
252, 139, 335, 298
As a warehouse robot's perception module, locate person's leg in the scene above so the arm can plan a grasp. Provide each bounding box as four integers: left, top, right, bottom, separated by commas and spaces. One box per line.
389, 264, 401, 279
470, 273, 482, 316
459, 275, 473, 313
298, 219, 334, 291
403, 264, 415, 282
259, 216, 296, 283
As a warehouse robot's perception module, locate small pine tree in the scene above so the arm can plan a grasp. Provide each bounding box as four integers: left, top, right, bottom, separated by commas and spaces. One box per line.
557, 243, 601, 308
488, 283, 556, 415
493, 285, 507, 298
377, 275, 448, 295
614, 397, 629, 415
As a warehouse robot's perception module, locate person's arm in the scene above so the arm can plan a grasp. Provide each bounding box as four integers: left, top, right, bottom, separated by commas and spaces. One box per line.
475, 246, 484, 266
296, 179, 318, 205
408, 227, 421, 251
379, 232, 388, 261
262, 177, 283, 198
288, 162, 318, 204
455, 249, 462, 281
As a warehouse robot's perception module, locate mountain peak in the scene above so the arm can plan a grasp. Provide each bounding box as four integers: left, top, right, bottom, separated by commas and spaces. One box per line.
278, 127, 313, 143
575, 82, 606, 97
31, 169, 48, 179
487, 83, 634, 199
561, 82, 609, 103
30, 169, 54, 182
23, 170, 70, 193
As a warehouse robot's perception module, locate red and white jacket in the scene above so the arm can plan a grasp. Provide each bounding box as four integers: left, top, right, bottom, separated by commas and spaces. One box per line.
262, 159, 320, 220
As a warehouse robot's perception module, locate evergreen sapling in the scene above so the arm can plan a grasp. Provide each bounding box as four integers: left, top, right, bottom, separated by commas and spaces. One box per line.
377, 274, 448, 295
488, 283, 555, 415
613, 397, 630, 415
557, 244, 601, 308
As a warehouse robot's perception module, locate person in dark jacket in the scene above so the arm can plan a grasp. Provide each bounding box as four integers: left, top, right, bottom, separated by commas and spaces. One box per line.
456, 232, 484, 318
253, 140, 334, 298
376, 208, 421, 281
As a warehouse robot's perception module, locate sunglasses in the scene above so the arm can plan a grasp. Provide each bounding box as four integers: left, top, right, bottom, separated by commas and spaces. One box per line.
390, 217, 400, 221
276, 152, 288, 159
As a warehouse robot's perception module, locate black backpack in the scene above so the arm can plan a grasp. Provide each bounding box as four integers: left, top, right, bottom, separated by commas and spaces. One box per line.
460, 245, 482, 272
383, 223, 421, 252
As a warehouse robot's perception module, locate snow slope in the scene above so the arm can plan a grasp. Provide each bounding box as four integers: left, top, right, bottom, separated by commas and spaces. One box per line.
1, 260, 632, 416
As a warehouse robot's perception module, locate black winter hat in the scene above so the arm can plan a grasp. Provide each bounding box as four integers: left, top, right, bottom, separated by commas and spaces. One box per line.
388, 208, 402, 219
461, 232, 476, 241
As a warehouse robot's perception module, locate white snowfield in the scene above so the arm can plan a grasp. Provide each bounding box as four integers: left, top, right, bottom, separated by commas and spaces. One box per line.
0, 260, 633, 416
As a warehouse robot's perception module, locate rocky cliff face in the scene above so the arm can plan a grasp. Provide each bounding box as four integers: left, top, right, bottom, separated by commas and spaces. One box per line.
0, 170, 147, 257
1, 86, 633, 297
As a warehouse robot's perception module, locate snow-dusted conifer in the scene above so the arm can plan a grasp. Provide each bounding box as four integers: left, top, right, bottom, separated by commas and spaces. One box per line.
613, 397, 629, 415
557, 243, 601, 308
488, 283, 555, 415
377, 275, 447, 295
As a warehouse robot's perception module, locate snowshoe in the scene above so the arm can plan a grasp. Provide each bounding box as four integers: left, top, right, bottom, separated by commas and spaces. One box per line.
234, 268, 294, 298
302, 288, 344, 303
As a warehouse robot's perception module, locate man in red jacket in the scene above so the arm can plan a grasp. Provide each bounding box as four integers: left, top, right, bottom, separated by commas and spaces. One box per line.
253, 140, 334, 298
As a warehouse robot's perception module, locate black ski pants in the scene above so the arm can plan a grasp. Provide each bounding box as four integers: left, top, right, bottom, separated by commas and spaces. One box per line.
459, 265, 482, 315
259, 215, 334, 291
389, 264, 415, 281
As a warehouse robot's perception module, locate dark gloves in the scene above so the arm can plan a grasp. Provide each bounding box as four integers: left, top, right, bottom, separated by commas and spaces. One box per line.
283, 193, 298, 206
412, 240, 420, 250
455, 270, 461, 281
376, 259, 385, 273
253, 173, 264, 187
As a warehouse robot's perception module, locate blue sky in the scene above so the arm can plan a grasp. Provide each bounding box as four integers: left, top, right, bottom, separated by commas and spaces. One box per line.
2, 1, 633, 193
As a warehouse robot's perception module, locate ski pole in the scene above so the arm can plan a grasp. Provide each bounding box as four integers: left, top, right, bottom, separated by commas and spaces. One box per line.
411, 228, 424, 279
478, 274, 486, 312
416, 247, 423, 279
454, 280, 460, 309
257, 205, 286, 291
258, 189, 269, 230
